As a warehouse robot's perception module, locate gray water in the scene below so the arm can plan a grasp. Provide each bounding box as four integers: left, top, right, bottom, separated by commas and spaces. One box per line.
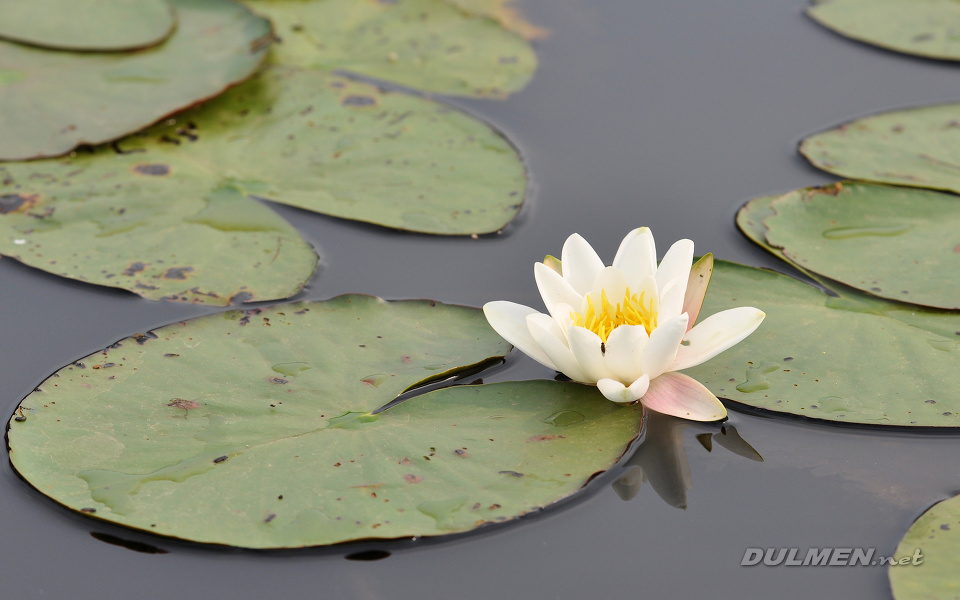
3, 0, 960, 598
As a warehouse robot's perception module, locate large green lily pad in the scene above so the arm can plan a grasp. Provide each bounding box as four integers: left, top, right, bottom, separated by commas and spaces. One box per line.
247, 0, 537, 97
0, 0, 271, 160
807, 0, 960, 61
0, 0, 176, 52
684, 260, 960, 427
800, 102, 960, 195
1, 65, 526, 236
7, 296, 643, 548
735, 182, 960, 310
0, 183, 318, 305
889, 494, 960, 599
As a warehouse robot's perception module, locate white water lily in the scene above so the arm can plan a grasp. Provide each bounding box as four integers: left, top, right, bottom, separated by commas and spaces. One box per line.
483, 227, 765, 421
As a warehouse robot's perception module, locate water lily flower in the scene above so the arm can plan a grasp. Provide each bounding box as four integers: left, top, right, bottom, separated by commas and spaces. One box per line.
483, 227, 765, 421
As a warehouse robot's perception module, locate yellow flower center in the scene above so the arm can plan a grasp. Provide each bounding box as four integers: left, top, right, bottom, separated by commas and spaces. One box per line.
570, 287, 658, 343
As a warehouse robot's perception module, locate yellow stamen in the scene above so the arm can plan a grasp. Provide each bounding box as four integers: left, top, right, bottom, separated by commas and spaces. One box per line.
569, 286, 658, 343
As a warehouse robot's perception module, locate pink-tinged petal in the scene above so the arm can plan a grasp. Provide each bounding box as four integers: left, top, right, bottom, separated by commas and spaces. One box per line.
682, 253, 714, 332
527, 314, 590, 382
603, 324, 649, 383
585, 266, 630, 307
657, 277, 686, 324
654, 238, 694, 296
535, 262, 583, 320
598, 374, 650, 404
671, 307, 765, 371
567, 325, 614, 382
561, 233, 605, 295
543, 255, 562, 275
640, 372, 727, 421
640, 314, 688, 380
483, 301, 557, 370
613, 227, 657, 288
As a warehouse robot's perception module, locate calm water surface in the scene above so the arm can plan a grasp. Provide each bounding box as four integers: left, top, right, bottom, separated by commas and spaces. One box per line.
3, 0, 960, 598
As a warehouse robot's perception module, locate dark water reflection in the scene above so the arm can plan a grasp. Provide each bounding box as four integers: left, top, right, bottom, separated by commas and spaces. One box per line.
613, 413, 763, 509
4, 0, 960, 598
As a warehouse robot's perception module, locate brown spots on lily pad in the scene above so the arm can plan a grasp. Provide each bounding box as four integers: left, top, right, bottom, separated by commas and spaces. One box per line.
813, 182, 843, 197
162, 266, 193, 280
403, 474, 423, 484
954, 243, 960, 253
123, 262, 147, 276
361, 373, 389, 387
230, 291, 255, 305
0, 193, 39, 214
341, 95, 377, 108
132, 163, 171, 176
132, 332, 158, 345
527, 434, 565, 442
167, 399, 199, 410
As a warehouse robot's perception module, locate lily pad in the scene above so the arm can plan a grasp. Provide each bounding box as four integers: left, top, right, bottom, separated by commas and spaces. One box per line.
247, 0, 537, 97
800, 102, 960, 195
736, 182, 960, 310
7, 296, 644, 548
442, 0, 547, 40
736, 193, 787, 261
0, 183, 317, 305
889, 494, 960, 599
807, 0, 960, 61
1, 65, 526, 236
0, 0, 272, 160
684, 260, 960, 427
0, 0, 176, 52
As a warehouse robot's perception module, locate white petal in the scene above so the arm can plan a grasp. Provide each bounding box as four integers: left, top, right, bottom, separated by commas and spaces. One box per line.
682, 253, 714, 331
552, 302, 577, 336
561, 233, 605, 295
527, 314, 589, 382
672, 307, 765, 371
640, 372, 727, 421
613, 227, 657, 288
534, 262, 583, 320
657, 277, 686, 324
654, 238, 694, 298
603, 324, 649, 383
597, 378, 629, 402
628, 374, 651, 398
598, 374, 650, 403
634, 275, 659, 315
587, 266, 630, 302
483, 301, 557, 370
567, 326, 614, 382
640, 314, 689, 380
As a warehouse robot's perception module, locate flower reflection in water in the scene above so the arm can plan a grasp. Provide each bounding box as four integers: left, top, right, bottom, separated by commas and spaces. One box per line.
612, 411, 762, 508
